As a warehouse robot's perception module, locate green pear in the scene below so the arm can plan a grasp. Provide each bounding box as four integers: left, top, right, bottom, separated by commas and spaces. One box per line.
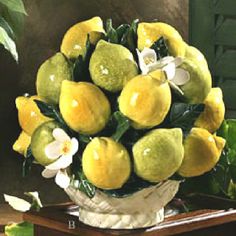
133, 128, 184, 182
89, 40, 138, 92
36, 52, 72, 105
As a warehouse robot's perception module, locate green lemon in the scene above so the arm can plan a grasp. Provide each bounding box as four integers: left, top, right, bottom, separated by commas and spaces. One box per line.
82, 137, 131, 190
180, 58, 212, 104
89, 40, 138, 92
31, 121, 62, 166
133, 128, 184, 182
36, 52, 72, 105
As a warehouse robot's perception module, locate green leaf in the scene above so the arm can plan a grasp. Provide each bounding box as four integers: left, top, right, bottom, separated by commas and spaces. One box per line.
0, 16, 15, 39
0, 0, 27, 15
169, 103, 205, 133
0, 26, 18, 61
106, 19, 118, 43
111, 111, 131, 142
71, 171, 95, 198
22, 147, 34, 177
228, 180, 236, 200
34, 100, 66, 127
151, 36, 169, 59
5, 221, 33, 236
103, 174, 155, 198
73, 35, 95, 82
24, 192, 42, 212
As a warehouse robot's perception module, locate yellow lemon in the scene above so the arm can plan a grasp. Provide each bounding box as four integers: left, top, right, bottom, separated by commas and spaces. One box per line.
178, 128, 226, 177
59, 80, 111, 135
133, 128, 184, 182
137, 22, 185, 57
89, 40, 138, 92
16, 95, 51, 135
195, 88, 225, 133
184, 43, 209, 71
180, 58, 212, 104
82, 137, 131, 189
31, 121, 62, 166
61, 16, 105, 59
119, 70, 171, 129
36, 52, 72, 105
13, 131, 31, 156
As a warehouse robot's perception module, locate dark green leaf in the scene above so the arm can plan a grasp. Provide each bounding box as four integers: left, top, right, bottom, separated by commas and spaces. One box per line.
103, 174, 155, 198
169, 103, 205, 133
71, 171, 95, 198
151, 36, 169, 59
0, 16, 15, 39
34, 100, 66, 127
228, 180, 236, 200
22, 147, 34, 177
73, 35, 95, 82
111, 111, 130, 142
116, 24, 129, 41
106, 19, 118, 43
5, 221, 33, 236
0, 0, 27, 15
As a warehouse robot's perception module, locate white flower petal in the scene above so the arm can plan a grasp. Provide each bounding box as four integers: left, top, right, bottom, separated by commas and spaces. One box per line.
53, 128, 70, 142
163, 62, 176, 80
70, 138, 79, 156
4, 194, 31, 212
46, 155, 73, 170
42, 168, 58, 178
136, 49, 149, 74
171, 68, 190, 86
140, 47, 157, 62
55, 170, 70, 189
169, 81, 184, 95
160, 56, 175, 65
45, 140, 62, 160
173, 57, 183, 67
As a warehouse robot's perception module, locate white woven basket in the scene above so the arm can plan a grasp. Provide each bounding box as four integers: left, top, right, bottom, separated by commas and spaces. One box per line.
65, 180, 180, 229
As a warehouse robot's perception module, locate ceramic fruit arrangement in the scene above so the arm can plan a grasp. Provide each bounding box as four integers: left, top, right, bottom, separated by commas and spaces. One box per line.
13, 17, 231, 229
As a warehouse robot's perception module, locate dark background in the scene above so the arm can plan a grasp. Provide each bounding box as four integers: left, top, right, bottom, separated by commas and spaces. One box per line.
0, 0, 188, 203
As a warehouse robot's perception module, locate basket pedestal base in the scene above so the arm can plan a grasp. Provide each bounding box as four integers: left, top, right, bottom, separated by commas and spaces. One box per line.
79, 207, 165, 229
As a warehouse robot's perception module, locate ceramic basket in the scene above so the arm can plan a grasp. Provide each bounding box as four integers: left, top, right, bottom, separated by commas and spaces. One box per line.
65, 180, 180, 229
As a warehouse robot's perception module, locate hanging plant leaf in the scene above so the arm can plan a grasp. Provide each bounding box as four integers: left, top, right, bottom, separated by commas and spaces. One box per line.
111, 111, 131, 142
169, 103, 204, 133
151, 36, 169, 59
0, 0, 27, 15
0, 26, 18, 61
0, 16, 15, 39
22, 146, 34, 177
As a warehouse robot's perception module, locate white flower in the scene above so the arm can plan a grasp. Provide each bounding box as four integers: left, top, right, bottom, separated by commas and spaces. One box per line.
42, 128, 79, 189
136, 48, 190, 95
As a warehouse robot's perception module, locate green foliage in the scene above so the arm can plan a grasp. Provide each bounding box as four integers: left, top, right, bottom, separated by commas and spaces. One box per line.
73, 35, 95, 82
151, 36, 169, 59
22, 146, 34, 177
105, 19, 139, 53
70, 156, 96, 198
5, 222, 33, 236
0, 0, 26, 61
169, 103, 205, 134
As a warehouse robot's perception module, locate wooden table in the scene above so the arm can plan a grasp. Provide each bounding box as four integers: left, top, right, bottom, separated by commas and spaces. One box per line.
23, 203, 236, 236
0, 204, 23, 236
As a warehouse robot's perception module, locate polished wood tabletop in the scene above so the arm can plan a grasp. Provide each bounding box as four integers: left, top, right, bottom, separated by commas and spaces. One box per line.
23, 203, 236, 236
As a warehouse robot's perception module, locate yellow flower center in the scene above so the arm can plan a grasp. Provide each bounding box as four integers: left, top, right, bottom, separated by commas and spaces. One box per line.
144, 56, 155, 65
61, 141, 72, 155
